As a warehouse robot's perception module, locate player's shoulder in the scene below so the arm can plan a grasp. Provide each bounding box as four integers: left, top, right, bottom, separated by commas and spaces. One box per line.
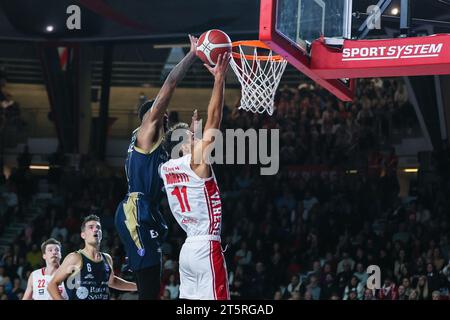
161, 155, 190, 171
31, 268, 42, 277
102, 252, 112, 262
102, 252, 114, 271
64, 251, 83, 264
161, 157, 175, 170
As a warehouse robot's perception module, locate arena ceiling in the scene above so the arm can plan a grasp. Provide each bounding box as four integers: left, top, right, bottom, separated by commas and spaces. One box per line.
0, 0, 259, 42
0, 0, 449, 43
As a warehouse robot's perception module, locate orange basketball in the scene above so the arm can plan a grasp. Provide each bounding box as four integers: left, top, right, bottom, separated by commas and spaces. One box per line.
196, 29, 232, 65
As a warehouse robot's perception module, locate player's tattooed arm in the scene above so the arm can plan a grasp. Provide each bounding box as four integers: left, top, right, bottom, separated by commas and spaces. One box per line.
137, 35, 198, 152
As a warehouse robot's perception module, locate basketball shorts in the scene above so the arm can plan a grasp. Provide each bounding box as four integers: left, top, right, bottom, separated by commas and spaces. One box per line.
115, 192, 168, 271
179, 235, 230, 300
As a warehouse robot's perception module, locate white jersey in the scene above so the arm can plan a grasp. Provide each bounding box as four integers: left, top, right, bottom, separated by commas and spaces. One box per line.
160, 154, 222, 238
31, 268, 68, 300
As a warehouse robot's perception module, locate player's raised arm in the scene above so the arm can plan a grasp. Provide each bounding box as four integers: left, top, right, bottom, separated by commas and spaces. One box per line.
104, 253, 137, 292
192, 53, 230, 176
136, 35, 198, 152
203, 53, 229, 135
47, 252, 81, 300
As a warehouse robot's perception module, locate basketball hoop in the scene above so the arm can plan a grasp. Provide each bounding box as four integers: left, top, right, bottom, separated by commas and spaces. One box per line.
230, 40, 287, 116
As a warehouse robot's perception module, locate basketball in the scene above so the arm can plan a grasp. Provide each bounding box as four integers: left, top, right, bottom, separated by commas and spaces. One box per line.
196, 29, 232, 65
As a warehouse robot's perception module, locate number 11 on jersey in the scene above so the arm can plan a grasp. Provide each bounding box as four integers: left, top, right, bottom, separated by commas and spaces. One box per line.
171, 186, 191, 213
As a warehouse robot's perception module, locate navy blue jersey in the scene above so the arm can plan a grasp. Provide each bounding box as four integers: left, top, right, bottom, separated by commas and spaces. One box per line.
65, 251, 111, 300
115, 128, 168, 271
125, 128, 167, 201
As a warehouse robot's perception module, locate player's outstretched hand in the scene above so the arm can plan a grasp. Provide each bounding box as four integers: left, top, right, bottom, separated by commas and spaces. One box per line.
189, 34, 199, 54
204, 53, 230, 79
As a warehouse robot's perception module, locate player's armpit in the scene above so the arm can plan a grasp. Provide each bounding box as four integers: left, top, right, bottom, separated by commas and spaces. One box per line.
135, 126, 164, 155
135, 118, 162, 153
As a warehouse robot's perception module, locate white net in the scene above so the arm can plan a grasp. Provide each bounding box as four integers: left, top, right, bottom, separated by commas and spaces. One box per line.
230, 43, 287, 115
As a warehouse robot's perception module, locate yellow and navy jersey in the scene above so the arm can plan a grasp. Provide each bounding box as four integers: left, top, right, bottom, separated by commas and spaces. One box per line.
125, 127, 167, 201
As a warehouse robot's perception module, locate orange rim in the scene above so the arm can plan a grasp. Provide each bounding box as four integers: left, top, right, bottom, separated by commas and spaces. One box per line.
231, 40, 285, 62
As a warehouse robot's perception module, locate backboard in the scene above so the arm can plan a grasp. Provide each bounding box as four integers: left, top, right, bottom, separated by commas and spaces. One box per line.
276, 0, 352, 51
260, 0, 356, 101
260, 0, 450, 101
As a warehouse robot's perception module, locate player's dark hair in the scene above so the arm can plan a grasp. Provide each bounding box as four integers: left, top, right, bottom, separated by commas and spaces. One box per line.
163, 122, 190, 159
41, 238, 61, 254
138, 99, 155, 121
81, 214, 101, 232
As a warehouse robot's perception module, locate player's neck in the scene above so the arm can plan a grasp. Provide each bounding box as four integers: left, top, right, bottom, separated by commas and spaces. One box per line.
45, 263, 59, 275
81, 244, 101, 261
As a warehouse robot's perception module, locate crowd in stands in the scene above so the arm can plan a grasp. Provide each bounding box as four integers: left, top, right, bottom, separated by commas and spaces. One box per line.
265, 78, 416, 167
0, 78, 449, 300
